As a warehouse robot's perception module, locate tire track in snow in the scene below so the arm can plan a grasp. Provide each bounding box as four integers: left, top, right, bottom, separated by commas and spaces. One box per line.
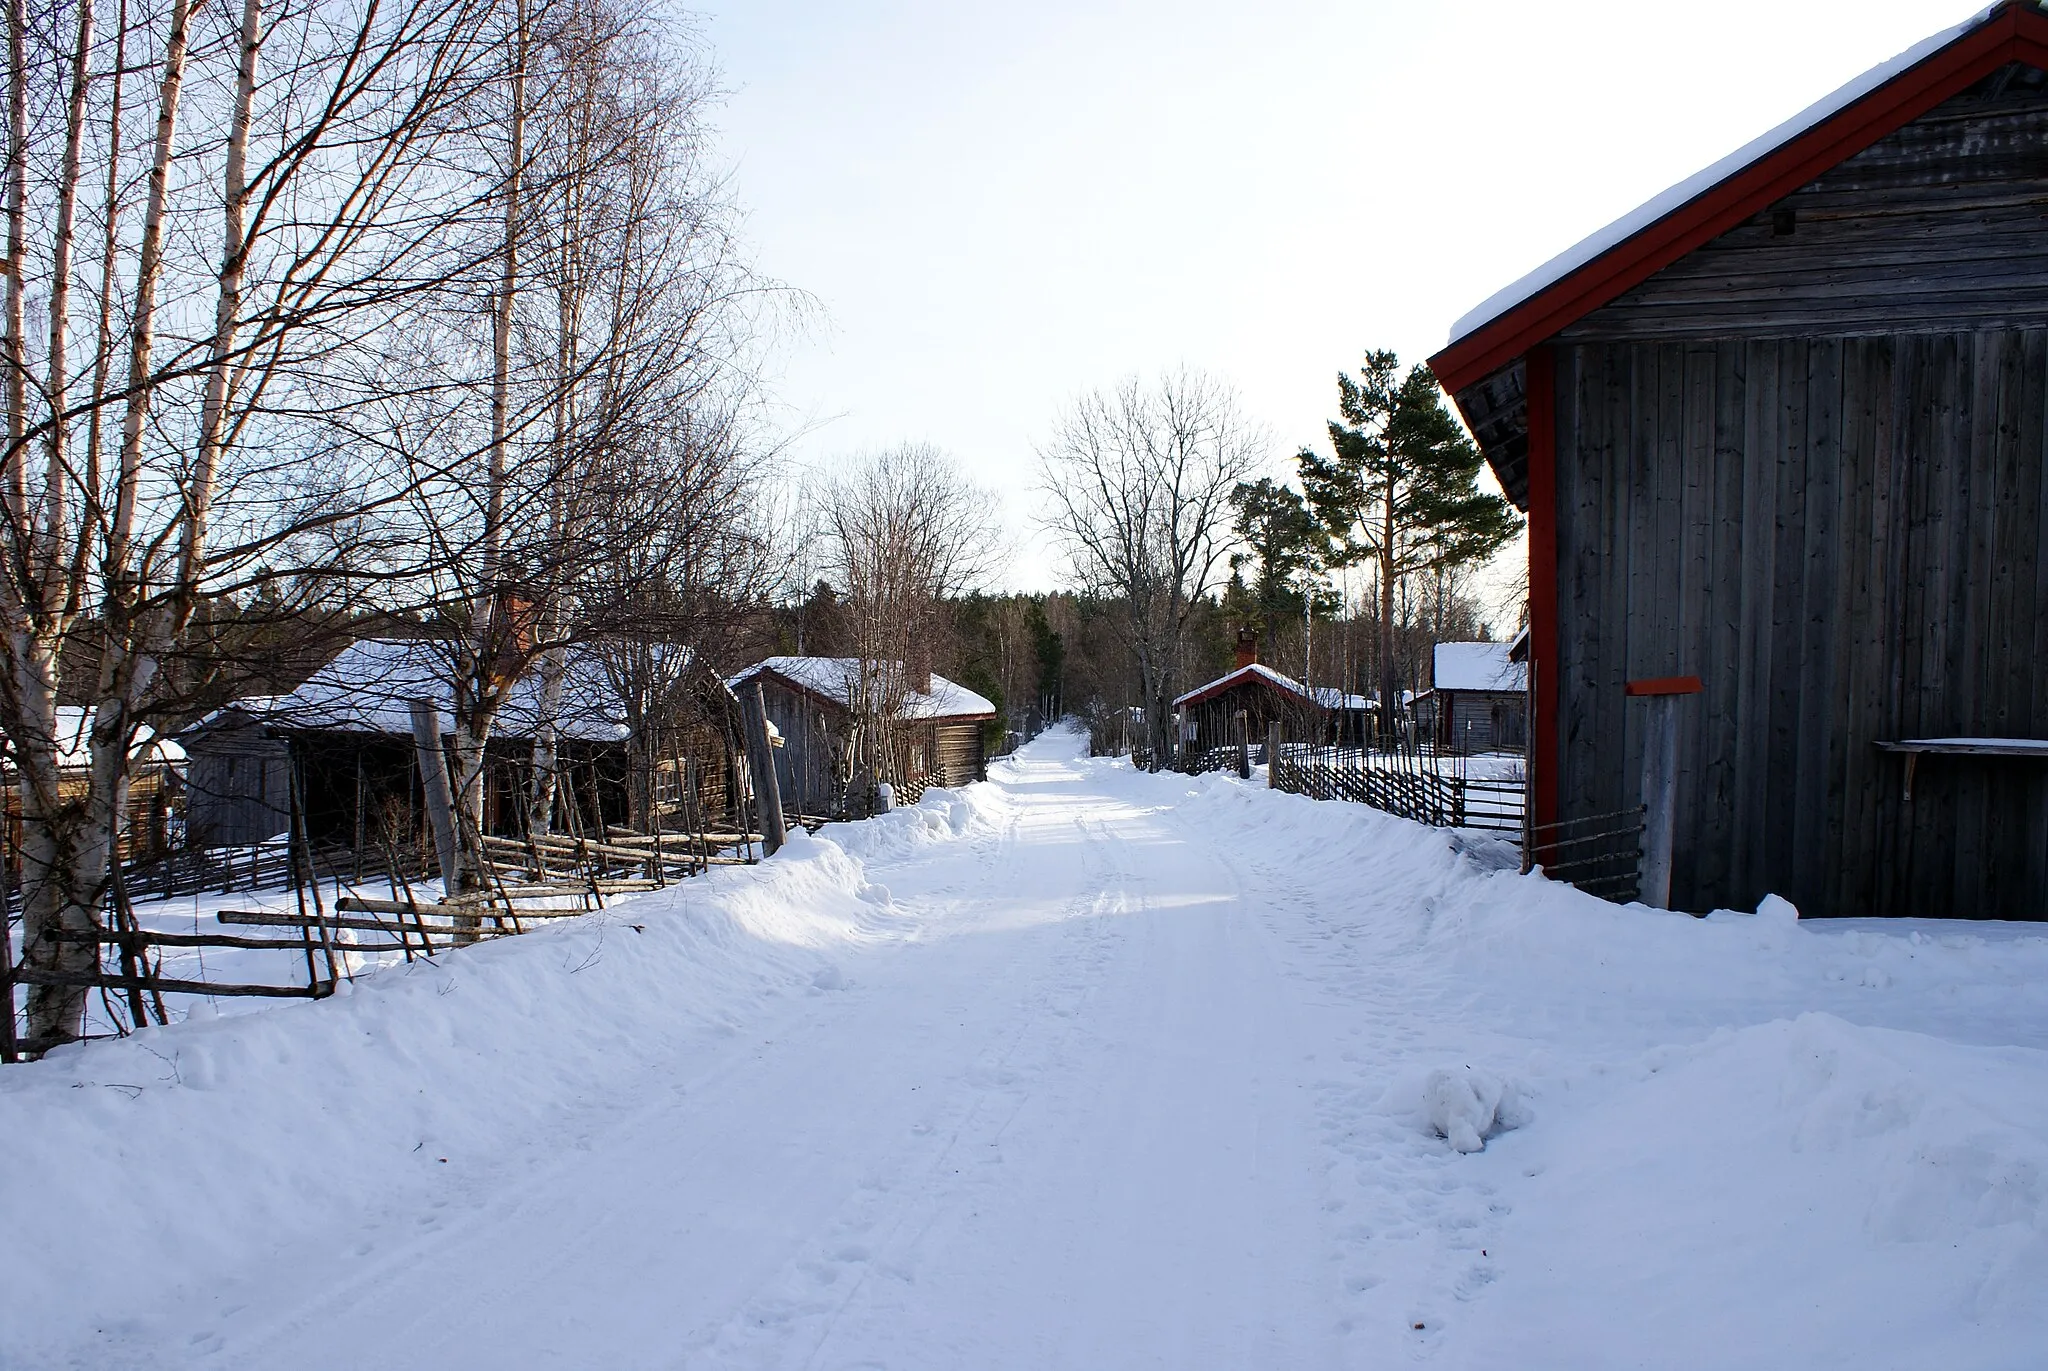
1180, 801, 1516, 1359
685, 806, 1150, 1367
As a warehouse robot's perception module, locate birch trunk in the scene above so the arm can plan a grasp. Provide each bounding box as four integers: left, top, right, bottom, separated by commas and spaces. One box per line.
41, 0, 93, 597
178, 0, 263, 602
22, 0, 200, 1044
450, 0, 531, 882
526, 646, 565, 835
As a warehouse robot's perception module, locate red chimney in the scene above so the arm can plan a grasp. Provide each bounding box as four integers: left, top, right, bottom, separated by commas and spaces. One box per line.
1235, 627, 1259, 670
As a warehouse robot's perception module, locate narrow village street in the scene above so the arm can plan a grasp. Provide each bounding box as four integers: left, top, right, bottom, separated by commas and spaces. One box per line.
11, 729, 2047, 1369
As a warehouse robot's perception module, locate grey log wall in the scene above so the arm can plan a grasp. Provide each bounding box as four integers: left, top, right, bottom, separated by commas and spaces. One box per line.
1552, 333, 2048, 919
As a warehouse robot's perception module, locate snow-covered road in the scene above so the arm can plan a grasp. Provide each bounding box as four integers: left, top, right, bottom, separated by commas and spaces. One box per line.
8, 728, 2048, 1368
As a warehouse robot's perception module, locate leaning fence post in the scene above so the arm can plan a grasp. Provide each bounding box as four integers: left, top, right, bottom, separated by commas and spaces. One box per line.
1266, 722, 1282, 788
1625, 675, 1702, 909
742, 682, 787, 857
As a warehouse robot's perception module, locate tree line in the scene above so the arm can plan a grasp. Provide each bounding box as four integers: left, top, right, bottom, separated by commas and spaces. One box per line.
1036, 356, 1521, 766
765, 353, 1521, 775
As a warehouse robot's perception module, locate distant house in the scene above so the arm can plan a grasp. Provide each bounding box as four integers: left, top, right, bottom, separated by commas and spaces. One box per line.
1418, 642, 1527, 752
728, 657, 996, 814
1172, 636, 1374, 757
180, 638, 739, 850
1430, 3, 2048, 917
0, 708, 186, 866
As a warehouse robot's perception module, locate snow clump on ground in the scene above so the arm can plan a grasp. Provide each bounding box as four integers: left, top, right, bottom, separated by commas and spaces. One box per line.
1423, 1065, 1533, 1153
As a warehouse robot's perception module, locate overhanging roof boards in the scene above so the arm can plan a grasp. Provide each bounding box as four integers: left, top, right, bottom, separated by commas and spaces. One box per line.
1172, 663, 1371, 714
190, 638, 637, 743
1429, 642, 1527, 696
1172, 664, 1374, 750
1431, 1, 2048, 920
728, 657, 997, 722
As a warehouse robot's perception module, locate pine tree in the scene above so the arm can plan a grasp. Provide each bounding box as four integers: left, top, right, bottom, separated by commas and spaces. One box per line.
1298, 352, 1521, 738
1225, 478, 1328, 648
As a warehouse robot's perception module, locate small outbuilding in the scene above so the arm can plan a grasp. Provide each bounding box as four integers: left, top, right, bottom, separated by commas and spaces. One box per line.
728, 657, 996, 814
181, 638, 740, 851
1417, 642, 1527, 752
1431, 2, 2048, 918
1172, 661, 1374, 758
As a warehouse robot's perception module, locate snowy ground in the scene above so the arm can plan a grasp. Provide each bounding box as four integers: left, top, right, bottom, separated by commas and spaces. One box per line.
5, 726, 2047, 1369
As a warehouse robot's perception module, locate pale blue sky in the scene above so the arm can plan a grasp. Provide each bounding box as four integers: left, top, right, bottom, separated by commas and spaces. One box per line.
696, 0, 1973, 592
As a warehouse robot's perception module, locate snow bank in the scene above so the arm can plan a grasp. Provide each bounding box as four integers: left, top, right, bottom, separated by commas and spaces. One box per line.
0, 790, 987, 1364
1453, 1013, 2048, 1366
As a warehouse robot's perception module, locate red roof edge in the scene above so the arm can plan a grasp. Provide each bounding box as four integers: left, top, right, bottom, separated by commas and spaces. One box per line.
1174, 664, 1319, 711
1430, 4, 2042, 395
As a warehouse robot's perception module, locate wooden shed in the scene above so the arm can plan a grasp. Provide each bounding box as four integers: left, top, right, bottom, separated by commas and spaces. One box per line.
729, 657, 996, 815
1172, 662, 1372, 761
1418, 642, 1528, 753
1432, 2, 2048, 919
180, 639, 740, 852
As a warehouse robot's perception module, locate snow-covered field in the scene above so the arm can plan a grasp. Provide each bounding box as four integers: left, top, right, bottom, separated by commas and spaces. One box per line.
4, 726, 2046, 1369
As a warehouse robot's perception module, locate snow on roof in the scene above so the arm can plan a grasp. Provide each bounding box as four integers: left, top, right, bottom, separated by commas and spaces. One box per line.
1432, 642, 1526, 694
1172, 662, 1373, 712
729, 657, 997, 721
2, 706, 185, 773
1446, 5, 1999, 348
206, 638, 634, 742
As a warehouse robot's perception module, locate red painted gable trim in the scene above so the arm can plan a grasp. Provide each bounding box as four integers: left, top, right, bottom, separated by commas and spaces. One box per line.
1431, 4, 2048, 394
1174, 664, 1327, 712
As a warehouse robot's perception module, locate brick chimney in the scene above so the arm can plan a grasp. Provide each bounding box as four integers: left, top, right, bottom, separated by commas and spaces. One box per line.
1235, 627, 1259, 670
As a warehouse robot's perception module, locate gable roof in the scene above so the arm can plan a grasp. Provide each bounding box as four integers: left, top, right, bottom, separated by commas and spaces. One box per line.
729, 657, 997, 722
189, 638, 640, 743
1172, 662, 1373, 712
1429, 642, 1526, 695
1430, 2, 2048, 396
0, 707, 185, 775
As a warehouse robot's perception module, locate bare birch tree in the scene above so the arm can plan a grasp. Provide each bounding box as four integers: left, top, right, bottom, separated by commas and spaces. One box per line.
0, 0, 504, 1047
815, 444, 992, 802
388, 0, 781, 868
1038, 369, 1263, 769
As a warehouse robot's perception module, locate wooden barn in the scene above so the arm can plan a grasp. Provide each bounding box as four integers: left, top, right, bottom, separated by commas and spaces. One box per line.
1432, 2, 2048, 919
1418, 642, 1528, 753
1172, 651, 1374, 759
180, 638, 740, 852
729, 657, 996, 815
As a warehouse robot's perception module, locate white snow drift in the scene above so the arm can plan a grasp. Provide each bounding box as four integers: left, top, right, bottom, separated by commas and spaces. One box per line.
3, 726, 2045, 1369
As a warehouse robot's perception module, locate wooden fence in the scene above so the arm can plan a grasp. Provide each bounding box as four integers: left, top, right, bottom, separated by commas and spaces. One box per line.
2, 744, 787, 1063
1265, 733, 1646, 903
1270, 740, 1526, 836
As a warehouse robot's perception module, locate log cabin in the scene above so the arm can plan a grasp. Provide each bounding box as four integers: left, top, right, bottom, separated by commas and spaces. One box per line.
1432, 2, 2048, 918
1171, 642, 1374, 763
728, 657, 996, 815
1417, 642, 1527, 753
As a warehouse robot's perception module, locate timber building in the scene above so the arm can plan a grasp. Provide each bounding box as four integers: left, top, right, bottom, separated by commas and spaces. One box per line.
1433, 2, 2048, 919
729, 657, 995, 816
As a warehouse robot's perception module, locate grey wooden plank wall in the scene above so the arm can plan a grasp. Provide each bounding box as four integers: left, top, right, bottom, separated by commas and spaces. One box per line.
1553, 332, 2048, 919
1561, 66, 2048, 344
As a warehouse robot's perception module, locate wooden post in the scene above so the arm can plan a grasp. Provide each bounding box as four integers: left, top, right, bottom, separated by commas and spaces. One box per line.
1234, 710, 1250, 780
1267, 722, 1282, 788
407, 698, 464, 902
741, 682, 786, 856
1626, 676, 1702, 910
1, 892, 17, 1064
